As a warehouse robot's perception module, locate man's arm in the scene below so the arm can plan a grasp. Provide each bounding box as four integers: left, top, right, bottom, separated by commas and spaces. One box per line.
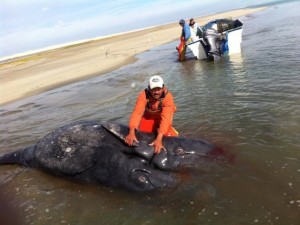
157, 93, 175, 135
129, 91, 147, 130
125, 91, 147, 146
125, 127, 138, 146
149, 133, 165, 154
151, 93, 175, 153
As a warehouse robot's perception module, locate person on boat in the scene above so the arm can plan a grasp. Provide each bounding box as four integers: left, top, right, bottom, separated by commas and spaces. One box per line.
189, 18, 203, 41
125, 75, 178, 154
177, 19, 191, 61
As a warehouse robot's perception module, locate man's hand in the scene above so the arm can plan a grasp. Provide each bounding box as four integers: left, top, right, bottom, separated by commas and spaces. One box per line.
125, 128, 138, 146
149, 133, 166, 154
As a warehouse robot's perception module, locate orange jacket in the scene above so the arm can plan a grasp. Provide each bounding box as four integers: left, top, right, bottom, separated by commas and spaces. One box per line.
129, 88, 176, 135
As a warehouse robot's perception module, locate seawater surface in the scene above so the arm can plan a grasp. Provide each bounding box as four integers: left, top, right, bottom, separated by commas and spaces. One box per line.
0, 2, 300, 225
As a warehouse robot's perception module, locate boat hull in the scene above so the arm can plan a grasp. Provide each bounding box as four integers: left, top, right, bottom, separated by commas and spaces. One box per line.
185, 19, 243, 60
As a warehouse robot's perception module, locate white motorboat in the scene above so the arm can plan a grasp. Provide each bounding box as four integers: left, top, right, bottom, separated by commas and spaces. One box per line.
186, 18, 243, 60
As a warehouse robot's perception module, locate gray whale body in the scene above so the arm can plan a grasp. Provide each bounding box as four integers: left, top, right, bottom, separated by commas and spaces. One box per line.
0, 120, 228, 191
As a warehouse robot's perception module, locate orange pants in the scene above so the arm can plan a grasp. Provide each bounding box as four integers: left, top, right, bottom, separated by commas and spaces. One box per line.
177, 37, 186, 62
139, 117, 178, 137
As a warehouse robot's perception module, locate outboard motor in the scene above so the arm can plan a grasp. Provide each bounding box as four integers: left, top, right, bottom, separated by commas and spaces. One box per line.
203, 28, 221, 61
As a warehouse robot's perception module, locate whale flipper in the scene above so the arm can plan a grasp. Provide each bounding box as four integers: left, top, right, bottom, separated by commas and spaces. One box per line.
101, 121, 155, 160
101, 121, 138, 146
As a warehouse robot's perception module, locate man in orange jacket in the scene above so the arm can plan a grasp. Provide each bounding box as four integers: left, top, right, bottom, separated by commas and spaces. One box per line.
125, 75, 178, 154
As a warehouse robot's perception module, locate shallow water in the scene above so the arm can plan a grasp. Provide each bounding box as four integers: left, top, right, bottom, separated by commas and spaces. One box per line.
1, 2, 300, 225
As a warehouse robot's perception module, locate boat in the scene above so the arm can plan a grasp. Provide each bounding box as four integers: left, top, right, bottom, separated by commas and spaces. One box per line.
179, 18, 243, 61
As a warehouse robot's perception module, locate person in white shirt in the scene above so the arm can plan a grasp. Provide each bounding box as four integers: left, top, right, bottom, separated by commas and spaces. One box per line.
189, 18, 203, 42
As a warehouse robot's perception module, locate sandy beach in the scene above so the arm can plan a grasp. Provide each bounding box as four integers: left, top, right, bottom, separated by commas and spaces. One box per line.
0, 7, 266, 106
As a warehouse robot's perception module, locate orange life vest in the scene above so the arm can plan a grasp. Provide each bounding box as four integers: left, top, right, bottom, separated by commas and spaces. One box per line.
144, 88, 168, 116
139, 88, 178, 136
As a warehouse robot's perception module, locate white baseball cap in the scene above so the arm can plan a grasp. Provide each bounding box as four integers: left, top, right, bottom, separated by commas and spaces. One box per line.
149, 75, 164, 89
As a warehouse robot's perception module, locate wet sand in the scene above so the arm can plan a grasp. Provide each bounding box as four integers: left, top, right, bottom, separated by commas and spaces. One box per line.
0, 7, 266, 106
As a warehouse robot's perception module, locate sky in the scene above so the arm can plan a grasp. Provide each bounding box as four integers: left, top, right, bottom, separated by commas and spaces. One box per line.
0, 0, 283, 59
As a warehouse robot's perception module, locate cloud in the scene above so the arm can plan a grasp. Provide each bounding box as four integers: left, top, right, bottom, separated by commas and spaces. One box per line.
1, 0, 278, 57
42, 7, 50, 12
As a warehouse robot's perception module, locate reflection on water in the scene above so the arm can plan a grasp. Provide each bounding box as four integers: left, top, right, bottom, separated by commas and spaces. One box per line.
1, 2, 300, 225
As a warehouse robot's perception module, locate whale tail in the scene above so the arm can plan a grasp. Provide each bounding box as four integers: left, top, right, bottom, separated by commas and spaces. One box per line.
0, 145, 36, 167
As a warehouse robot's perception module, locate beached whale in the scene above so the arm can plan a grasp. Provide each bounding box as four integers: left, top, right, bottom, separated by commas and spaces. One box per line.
0, 120, 228, 191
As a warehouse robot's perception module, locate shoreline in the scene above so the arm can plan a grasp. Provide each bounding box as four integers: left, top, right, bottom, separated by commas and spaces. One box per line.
0, 7, 267, 107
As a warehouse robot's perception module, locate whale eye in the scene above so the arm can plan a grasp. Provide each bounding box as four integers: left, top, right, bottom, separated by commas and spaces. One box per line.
138, 175, 149, 184
131, 169, 151, 185
174, 147, 186, 156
